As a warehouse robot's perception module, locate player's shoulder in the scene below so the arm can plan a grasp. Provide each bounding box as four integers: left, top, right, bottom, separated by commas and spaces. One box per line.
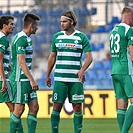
54, 31, 64, 35
0, 32, 7, 40
13, 31, 28, 43
74, 30, 86, 36
53, 31, 64, 38
74, 30, 88, 40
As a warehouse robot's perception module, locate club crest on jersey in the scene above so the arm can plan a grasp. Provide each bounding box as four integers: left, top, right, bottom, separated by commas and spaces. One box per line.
74, 40, 78, 44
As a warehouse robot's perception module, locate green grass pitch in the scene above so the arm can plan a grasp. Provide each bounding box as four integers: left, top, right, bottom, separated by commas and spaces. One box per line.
0, 118, 133, 133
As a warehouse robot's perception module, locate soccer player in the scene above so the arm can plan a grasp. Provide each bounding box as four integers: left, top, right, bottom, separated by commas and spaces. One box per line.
46, 10, 93, 133
110, 6, 133, 133
0, 15, 23, 132
9, 13, 40, 133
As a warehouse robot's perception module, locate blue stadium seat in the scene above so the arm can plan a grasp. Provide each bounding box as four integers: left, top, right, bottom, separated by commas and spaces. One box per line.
109, 16, 121, 25
93, 79, 102, 86
87, 69, 98, 80
79, 7, 89, 16
90, 7, 97, 15
105, 24, 113, 32
0, 11, 2, 16
86, 34, 91, 40
95, 43, 104, 51
93, 61, 103, 70
82, 53, 86, 61
93, 26, 106, 33
103, 60, 112, 70
13, 11, 20, 17
5, 10, 11, 15
90, 43, 96, 51
102, 79, 112, 86
84, 79, 92, 86
97, 70, 107, 80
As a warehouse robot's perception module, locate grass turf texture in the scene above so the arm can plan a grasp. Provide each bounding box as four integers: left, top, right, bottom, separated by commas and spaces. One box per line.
0, 118, 133, 133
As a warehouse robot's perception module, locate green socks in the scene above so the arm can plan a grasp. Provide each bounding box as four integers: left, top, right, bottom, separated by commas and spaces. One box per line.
10, 113, 37, 133
73, 112, 83, 133
27, 114, 37, 133
117, 108, 126, 131
10, 113, 20, 133
121, 103, 133, 133
10, 113, 24, 133
51, 110, 60, 133
50, 110, 82, 133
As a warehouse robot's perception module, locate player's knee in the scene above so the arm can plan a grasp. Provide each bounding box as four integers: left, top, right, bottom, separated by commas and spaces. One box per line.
29, 102, 39, 114
14, 107, 25, 117
53, 102, 63, 112
72, 103, 82, 112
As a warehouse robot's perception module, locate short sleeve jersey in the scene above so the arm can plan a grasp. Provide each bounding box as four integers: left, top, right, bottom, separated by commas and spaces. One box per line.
10, 31, 33, 81
0, 32, 10, 80
110, 23, 133, 75
51, 30, 92, 82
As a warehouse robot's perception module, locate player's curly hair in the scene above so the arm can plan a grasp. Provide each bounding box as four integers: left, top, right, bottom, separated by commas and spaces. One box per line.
61, 10, 77, 27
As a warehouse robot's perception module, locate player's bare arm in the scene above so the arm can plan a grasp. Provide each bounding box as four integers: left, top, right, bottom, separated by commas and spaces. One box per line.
0, 52, 7, 92
46, 52, 56, 87
77, 52, 93, 83
18, 54, 39, 90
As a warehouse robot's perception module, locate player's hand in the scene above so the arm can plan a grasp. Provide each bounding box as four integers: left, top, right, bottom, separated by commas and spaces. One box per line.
1, 81, 8, 93
46, 76, 51, 87
77, 69, 86, 83
30, 80, 39, 90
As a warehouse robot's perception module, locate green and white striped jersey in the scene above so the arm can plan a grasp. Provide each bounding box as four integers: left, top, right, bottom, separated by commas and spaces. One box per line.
0, 32, 10, 81
52, 30, 92, 82
110, 23, 133, 75
10, 31, 33, 81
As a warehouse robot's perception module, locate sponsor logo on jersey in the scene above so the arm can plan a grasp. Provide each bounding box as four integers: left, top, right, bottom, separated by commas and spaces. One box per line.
66, 44, 76, 48
30, 91, 37, 98
111, 54, 119, 58
18, 46, 25, 51
72, 94, 84, 100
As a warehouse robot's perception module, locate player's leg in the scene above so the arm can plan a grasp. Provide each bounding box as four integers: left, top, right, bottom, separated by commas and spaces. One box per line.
121, 98, 133, 133
116, 99, 128, 131
27, 99, 39, 133
5, 101, 14, 112
26, 81, 39, 133
112, 75, 128, 132
120, 75, 133, 133
9, 81, 25, 133
51, 81, 67, 133
10, 103, 25, 133
51, 102, 63, 133
69, 82, 84, 133
72, 103, 83, 133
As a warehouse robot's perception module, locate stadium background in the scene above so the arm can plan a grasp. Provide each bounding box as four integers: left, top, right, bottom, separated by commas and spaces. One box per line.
0, 0, 132, 118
